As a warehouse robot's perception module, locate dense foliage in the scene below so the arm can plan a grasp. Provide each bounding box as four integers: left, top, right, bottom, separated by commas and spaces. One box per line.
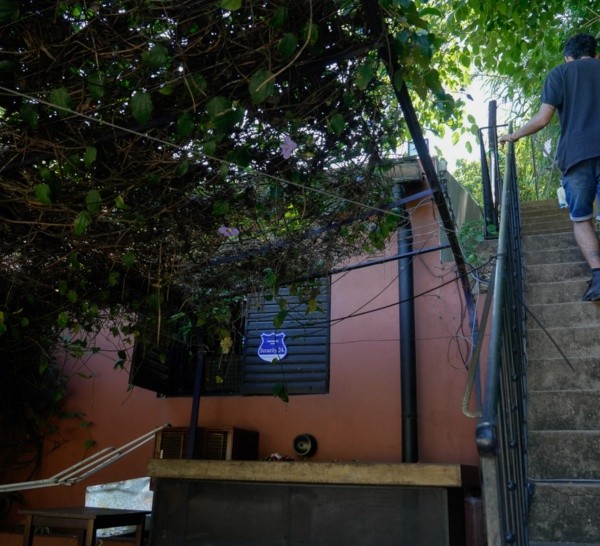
0, 0, 459, 479
423, 0, 599, 202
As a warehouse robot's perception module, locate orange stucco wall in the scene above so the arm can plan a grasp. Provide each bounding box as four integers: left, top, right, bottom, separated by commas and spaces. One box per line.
3, 187, 482, 526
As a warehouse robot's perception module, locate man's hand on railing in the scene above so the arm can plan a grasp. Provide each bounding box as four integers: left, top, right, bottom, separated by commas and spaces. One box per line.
498, 133, 518, 145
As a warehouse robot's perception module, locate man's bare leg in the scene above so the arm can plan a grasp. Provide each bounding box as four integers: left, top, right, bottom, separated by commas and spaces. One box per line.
573, 219, 600, 300
573, 219, 600, 268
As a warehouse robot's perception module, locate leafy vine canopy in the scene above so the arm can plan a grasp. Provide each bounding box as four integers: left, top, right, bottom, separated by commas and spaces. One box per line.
0, 0, 461, 349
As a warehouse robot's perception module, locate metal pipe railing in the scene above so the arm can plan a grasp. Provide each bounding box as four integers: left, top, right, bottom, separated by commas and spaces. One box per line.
475, 126, 529, 545
0, 424, 168, 493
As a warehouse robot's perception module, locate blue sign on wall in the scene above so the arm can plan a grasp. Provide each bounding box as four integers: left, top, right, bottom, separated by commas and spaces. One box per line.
258, 332, 288, 363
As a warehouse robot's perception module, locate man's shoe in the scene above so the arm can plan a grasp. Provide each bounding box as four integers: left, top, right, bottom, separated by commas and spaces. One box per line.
582, 277, 600, 301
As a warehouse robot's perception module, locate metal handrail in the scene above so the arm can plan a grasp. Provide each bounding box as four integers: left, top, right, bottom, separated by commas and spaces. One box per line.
0, 424, 168, 493
475, 129, 529, 545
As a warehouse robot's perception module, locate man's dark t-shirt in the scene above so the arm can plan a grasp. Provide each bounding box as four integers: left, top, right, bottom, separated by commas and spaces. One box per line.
542, 57, 600, 174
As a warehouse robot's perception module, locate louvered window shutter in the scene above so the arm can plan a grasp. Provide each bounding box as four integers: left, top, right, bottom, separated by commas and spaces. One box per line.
242, 282, 330, 395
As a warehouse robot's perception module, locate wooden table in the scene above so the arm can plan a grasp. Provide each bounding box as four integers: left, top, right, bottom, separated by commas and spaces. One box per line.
19, 507, 150, 546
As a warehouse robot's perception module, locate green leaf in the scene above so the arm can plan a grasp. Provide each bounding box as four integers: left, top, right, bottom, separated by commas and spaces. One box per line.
114, 359, 125, 370
57, 311, 69, 329
142, 44, 170, 69
0, 0, 19, 23
122, 252, 136, 267
302, 22, 318, 46
39, 359, 49, 375
206, 96, 244, 134
207, 96, 232, 119
159, 84, 175, 95
187, 74, 207, 97
83, 146, 97, 168
115, 195, 130, 210
227, 147, 251, 167
220, 0, 242, 10
69, 252, 82, 269
263, 267, 277, 287
50, 87, 73, 113
85, 189, 102, 214
177, 112, 194, 138
272, 383, 289, 403
175, 160, 189, 176
273, 309, 288, 328
34, 183, 52, 205
269, 6, 287, 28
40, 167, 52, 181
130, 92, 153, 124
0, 59, 17, 72
87, 71, 105, 100
355, 64, 374, 90
73, 210, 92, 236
249, 69, 275, 104
20, 103, 38, 128
213, 199, 230, 216
67, 290, 78, 303
328, 112, 345, 136
278, 33, 298, 59
419, 6, 442, 17
108, 271, 120, 287
203, 140, 217, 156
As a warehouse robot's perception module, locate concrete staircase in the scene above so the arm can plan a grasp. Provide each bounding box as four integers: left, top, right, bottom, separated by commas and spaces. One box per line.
522, 199, 600, 545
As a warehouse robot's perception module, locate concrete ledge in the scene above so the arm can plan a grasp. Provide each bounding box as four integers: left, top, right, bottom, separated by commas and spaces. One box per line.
147, 459, 479, 488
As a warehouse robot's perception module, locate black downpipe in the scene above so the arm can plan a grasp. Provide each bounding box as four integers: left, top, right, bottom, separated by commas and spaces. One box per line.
186, 337, 205, 459
397, 186, 418, 463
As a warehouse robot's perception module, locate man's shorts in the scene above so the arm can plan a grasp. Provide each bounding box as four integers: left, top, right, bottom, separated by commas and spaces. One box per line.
562, 156, 600, 222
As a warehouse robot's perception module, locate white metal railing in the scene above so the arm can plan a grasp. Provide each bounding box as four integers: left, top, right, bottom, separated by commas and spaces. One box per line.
0, 424, 168, 493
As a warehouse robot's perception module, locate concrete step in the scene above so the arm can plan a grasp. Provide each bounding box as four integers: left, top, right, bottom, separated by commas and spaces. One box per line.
527, 357, 600, 391
525, 278, 589, 304
521, 218, 572, 236
521, 206, 568, 219
521, 199, 560, 211
523, 246, 584, 265
524, 260, 590, 284
528, 390, 600, 430
523, 231, 577, 252
528, 481, 600, 543
527, 302, 600, 329
528, 431, 600, 479
521, 214, 571, 227
522, 225, 574, 236
527, 326, 600, 359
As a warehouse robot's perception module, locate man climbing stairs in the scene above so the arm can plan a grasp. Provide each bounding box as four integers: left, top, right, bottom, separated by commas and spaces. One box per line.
521, 198, 600, 545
